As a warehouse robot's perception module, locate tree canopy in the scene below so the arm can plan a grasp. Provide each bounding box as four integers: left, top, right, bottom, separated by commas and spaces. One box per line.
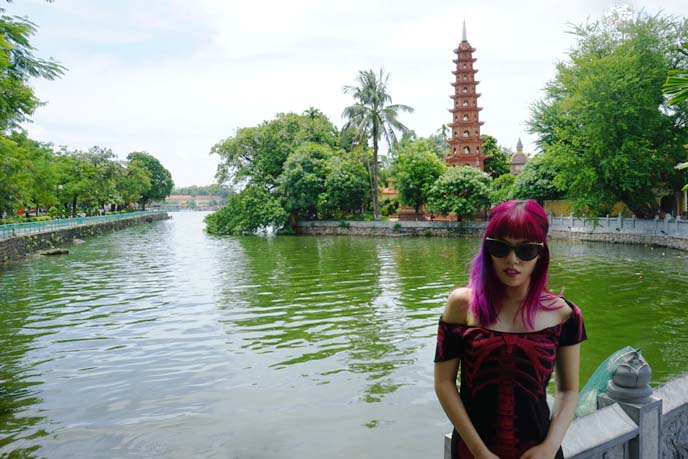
127, 152, 174, 210
427, 166, 491, 221
481, 134, 511, 179
391, 139, 445, 212
529, 11, 688, 217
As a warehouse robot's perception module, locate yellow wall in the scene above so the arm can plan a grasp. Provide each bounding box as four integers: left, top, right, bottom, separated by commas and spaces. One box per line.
543, 200, 628, 217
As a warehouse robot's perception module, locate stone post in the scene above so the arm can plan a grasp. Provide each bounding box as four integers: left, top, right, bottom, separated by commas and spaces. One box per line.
570, 213, 575, 229
617, 214, 623, 230
598, 351, 662, 459
664, 214, 672, 234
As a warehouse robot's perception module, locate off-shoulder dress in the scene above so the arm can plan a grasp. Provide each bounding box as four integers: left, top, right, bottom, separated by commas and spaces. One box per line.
434, 299, 587, 459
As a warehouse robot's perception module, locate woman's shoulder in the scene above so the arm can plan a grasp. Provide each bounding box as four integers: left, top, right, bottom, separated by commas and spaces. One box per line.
542, 295, 581, 322
442, 287, 473, 325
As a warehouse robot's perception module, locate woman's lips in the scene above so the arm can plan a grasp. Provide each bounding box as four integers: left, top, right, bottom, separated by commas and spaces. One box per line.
504, 268, 520, 278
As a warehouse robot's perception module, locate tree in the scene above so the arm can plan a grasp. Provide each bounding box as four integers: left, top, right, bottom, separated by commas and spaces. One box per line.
279, 143, 333, 220
212, 111, 339, 190
663, 41, 688, 192
342, 68, 413, 220
663, 42, 688, 105
204, 185, 287, 235
529, 11, 688, 217
508, 153, 563, 205
481, 135, 511, 179
320, 155, 370, 217
117, 160, 151, 208
126, 152, 173, 209
391, 139, 445, 212
427, 166, 491, 221
0, 15, 65, 131
0, 136, 26, 216
490, 173, 516, 205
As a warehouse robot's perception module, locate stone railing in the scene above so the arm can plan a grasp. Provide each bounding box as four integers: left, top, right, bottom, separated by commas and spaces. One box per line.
548, 213, 688, 238
442, 352, 688, 459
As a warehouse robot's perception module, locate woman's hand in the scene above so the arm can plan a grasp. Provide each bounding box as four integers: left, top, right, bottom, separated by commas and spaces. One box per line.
475, 450, 501, 459
519, 442, 559, 459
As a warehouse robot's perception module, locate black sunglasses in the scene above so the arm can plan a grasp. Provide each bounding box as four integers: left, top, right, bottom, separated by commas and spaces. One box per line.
484, 237, 544, 261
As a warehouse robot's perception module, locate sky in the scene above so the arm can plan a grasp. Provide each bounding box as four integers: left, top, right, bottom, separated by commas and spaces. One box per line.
6, 0, 688, 188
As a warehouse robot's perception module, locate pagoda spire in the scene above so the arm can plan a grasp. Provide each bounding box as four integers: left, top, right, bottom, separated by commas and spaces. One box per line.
516, 137, 523, 152
446, 22, 487, 171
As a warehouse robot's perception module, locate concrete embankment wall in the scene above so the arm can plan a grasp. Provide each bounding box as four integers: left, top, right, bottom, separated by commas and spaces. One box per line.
0, 213, 169, 263
295, 216, 688, 252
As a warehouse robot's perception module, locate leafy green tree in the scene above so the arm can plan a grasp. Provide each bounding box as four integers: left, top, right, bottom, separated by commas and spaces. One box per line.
320, 155, 370, 217
490, 173, 516, 205
427, 166, 491, 221
117, 160, 151, 208
508, 153, 563, 205
391, 139, 445, 212
342, 68, 413, 220
427, 125, 450, 159
212, 111, 338, 189
529, 11, 688, 217
204, 185, 287, 235
0, 136, 27, 216
9, 132, 59, 212
0, 15, 65, 131
482, 135, 511, 179
126, 152, 173, 209
279, 143, 333, 220
663, 42, 688, 105
663, 41, 688, 192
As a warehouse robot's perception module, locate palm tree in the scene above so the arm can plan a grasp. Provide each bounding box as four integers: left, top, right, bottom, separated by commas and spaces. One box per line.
342, 69, 413, 220
663, 42, 688, 191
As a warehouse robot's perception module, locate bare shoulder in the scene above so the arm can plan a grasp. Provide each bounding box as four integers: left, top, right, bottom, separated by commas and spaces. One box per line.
543, 296, 573, 321
443, 287, 472, 324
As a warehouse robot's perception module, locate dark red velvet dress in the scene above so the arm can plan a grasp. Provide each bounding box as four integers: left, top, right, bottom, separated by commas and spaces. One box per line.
434, 299, 587, 459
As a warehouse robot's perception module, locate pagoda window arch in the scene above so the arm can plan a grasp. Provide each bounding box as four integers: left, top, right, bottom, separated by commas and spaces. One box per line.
463, 114, 469, 121
463, 131, 470, 137
463, 74, 468, 80
462, 64, 467, 69
462, 100, 469, 107
462, 87, 468, 93
464, 147, 470, 154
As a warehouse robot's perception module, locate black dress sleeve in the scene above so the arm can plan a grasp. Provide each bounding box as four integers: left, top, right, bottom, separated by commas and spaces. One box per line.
558, 301, 588, 347
434, 318, 464, 362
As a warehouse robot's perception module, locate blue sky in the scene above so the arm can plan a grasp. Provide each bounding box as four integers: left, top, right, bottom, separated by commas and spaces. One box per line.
6, 0, 688, 187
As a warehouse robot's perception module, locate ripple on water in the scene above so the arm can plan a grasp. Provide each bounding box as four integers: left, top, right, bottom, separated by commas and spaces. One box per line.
1, 215, 687, 458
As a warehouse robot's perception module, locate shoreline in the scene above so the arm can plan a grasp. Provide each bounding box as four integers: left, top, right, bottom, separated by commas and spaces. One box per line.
294, 220, 688, 252
0, 212, 170, 263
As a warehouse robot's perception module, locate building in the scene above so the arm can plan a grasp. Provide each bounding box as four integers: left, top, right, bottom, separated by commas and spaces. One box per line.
446, 22, 487, 171
510, 138, 528, 175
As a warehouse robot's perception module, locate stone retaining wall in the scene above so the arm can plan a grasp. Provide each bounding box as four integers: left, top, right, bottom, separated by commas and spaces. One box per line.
0, 213, 169, 263
295, 220, 688, 252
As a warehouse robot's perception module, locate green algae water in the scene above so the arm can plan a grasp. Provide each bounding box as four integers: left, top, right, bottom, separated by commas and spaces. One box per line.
1, 212, 686, 458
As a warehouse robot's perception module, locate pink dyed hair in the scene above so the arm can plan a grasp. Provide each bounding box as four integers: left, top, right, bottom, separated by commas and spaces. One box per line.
468, 200, 558, 329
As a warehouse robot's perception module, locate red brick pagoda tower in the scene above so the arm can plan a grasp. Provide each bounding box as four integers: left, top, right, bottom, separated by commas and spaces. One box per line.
446, 22, 487, 170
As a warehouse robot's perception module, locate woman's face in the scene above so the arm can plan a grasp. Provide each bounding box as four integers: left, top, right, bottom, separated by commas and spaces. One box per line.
486, 236, 541, 289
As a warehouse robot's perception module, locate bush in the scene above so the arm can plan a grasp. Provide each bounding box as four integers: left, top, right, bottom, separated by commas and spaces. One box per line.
380, 198, 399, 217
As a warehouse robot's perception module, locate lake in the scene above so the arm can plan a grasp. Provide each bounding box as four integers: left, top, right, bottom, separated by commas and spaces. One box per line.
1, 211, 686, 458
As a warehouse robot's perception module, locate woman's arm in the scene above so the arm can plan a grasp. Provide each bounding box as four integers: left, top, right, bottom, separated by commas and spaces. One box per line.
434, 360, 498, 459
521, 343, 581, 459
434, 288, 498, 459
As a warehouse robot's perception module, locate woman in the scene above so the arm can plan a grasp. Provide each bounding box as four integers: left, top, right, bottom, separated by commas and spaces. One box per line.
434, 200, 586, 459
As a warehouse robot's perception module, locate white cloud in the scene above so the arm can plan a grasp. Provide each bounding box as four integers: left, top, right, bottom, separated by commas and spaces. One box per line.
7, 0, 688, 186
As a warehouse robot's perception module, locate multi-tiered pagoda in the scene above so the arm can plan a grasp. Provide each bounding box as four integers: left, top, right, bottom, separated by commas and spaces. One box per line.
446, 22, 487, 170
